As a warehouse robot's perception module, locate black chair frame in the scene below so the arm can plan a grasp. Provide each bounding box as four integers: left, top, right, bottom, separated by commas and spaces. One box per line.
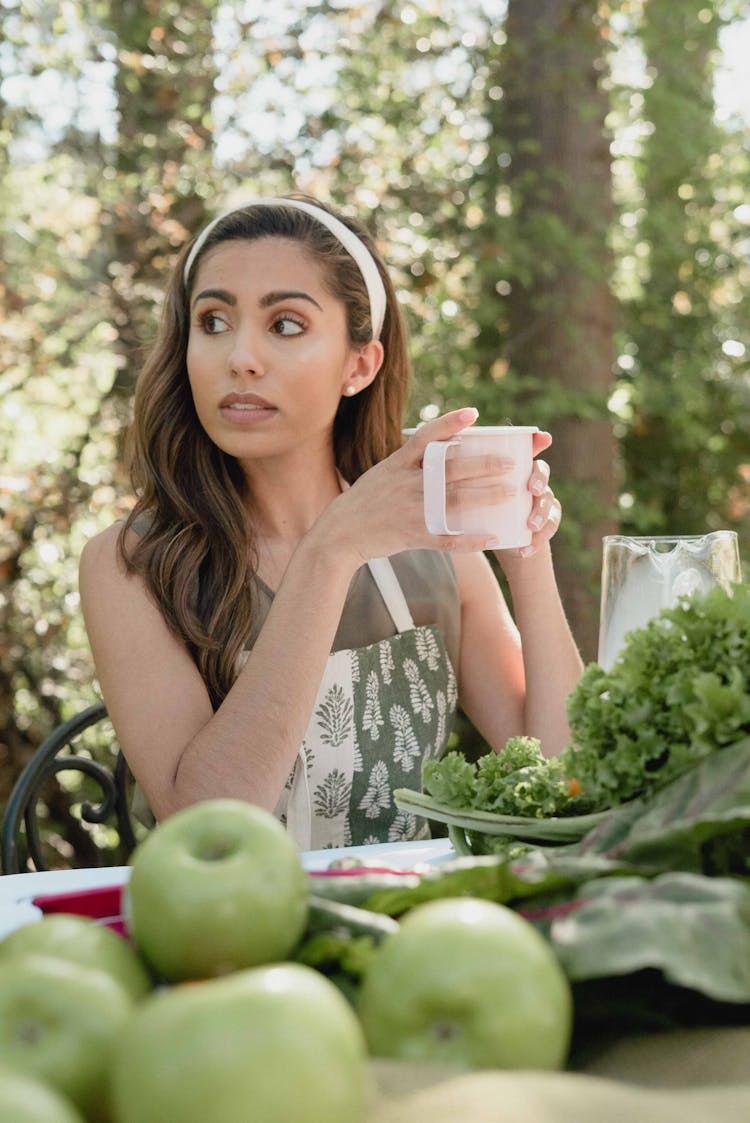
1, 703, 138, 874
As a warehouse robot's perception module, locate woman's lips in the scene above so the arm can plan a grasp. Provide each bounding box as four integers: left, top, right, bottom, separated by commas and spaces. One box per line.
219, 393, 277, 424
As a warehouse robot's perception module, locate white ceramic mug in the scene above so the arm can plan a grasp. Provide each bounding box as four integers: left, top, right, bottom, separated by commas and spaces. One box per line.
406, 426, 539, 549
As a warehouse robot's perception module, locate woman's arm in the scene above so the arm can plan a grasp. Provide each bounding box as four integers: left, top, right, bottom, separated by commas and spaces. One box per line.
79, 523, 361, 821
451, 434, 583, 756
452, 546, 582, 757
500, 545, 583, 753
80, 408, 496, 821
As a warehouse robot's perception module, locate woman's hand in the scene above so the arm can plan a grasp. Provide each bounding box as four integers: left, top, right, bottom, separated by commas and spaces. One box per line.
496, 431, 562, 562
313, 410, 562, 568
317, 407, 513, 564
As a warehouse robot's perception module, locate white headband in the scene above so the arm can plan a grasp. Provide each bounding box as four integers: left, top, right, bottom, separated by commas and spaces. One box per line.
182, 197, 387, 340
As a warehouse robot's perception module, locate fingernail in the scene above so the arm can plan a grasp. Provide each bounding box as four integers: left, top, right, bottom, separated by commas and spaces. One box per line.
531, 479, 544, 495
486, 537, 503, 549
530, 513, 544, 530
459, 407, 479, 421
519, 545, 536, 558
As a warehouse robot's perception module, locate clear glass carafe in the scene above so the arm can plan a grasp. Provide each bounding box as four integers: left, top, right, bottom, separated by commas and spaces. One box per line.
597, 531, 742, 670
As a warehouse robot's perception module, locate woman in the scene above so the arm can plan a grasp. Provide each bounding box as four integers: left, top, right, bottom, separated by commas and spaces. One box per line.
80, 194, 583, 849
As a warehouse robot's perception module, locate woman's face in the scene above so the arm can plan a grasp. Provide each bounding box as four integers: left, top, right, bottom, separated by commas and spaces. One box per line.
186, 237, 361, 466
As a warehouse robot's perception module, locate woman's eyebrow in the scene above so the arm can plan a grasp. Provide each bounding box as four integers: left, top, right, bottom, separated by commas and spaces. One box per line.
192, 287, 235, 308
191, 287, 324, 312
260, 290, 323, 311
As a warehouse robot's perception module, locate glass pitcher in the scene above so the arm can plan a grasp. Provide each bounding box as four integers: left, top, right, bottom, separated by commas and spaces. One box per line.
597, 531, 742, 670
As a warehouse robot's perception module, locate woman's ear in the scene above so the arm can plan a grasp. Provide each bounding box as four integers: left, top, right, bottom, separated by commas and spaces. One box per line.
341, 339, 384, 397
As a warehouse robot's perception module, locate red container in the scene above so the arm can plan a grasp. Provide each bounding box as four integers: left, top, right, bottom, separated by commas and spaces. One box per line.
31, 884, 128, 937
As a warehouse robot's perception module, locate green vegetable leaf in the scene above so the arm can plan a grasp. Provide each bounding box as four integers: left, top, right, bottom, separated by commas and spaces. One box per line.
562, 584, 750, 807
573, 736, 750, 875
359, 851, 627, 918
394, 785, 610, 842
421, 740, 590, 821
530, 872, 750, 1004
421, 751, 476, 808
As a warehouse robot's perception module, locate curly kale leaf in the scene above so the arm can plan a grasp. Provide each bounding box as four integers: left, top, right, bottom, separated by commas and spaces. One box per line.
422, 751, 476, 809
474, 753, 566, 816
493, 735, 547, 773
561, 583, 750, 808
472, 739, 545, 811
423, 741, 584, 818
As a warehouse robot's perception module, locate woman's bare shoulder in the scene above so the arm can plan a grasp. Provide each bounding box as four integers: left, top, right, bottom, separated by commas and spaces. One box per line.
79, 519, 170, 655
79, 520, 140, 583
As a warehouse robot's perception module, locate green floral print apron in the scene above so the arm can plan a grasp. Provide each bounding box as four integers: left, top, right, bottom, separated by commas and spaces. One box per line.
273, 556, 457, 850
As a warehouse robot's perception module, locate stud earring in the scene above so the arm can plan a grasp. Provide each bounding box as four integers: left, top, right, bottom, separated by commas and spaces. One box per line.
344, 385, 357, 396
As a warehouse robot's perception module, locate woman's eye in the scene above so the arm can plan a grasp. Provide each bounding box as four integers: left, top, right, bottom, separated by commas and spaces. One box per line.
272, 316, 304, 337
201, 312, 229, 334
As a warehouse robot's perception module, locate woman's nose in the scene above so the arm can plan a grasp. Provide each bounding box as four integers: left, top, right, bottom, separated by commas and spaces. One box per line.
229, 328, 266, 377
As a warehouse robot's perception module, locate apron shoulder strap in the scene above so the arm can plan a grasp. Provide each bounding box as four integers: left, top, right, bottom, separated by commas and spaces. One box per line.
335, 473, 416, 634
366, 556, 415, 633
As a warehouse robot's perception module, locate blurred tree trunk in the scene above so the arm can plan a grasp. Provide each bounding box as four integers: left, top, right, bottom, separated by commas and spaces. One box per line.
480, 0, 618, 660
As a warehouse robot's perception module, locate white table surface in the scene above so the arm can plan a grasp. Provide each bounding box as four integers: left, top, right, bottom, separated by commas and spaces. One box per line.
0, 837, 454, 938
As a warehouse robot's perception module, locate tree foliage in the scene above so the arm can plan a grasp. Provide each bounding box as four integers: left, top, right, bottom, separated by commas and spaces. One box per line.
615, 0, 750, 539
1, 0, 748, 863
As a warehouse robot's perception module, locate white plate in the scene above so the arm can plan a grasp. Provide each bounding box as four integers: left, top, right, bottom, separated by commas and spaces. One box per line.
302, 837, 454, 871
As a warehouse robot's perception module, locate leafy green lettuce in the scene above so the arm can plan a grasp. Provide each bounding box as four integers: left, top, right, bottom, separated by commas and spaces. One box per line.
561, 583, 750, 807
422, 736, 591, 818
416, 584, 750, 824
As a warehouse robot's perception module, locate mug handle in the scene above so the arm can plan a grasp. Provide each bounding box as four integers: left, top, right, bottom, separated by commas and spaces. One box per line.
423, 440, 461, 534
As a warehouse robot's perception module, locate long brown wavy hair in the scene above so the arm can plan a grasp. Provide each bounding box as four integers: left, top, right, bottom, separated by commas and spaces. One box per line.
120, 196, 411, 708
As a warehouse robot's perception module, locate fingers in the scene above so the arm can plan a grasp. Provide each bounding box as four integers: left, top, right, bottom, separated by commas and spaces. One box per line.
403, 414, 550, 466
444, 454, 515, 484
446, 478, 517, 516
532, 430, 552, 456
400, 408, 478, 463
398, 414, 561, 559
528, 488, 560, 533
528, 458, 550, 497
442, 450, 520, 513
511, 491, 561, 558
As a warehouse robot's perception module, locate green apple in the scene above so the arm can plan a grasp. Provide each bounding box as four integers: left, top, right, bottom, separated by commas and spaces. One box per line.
0, 954, 134, 1122
0, 1069, 86, 1123
0, 914, 152, 1001
111, 962, 371, 1123
124, 798, 308, 981
357, 897, 572, 1070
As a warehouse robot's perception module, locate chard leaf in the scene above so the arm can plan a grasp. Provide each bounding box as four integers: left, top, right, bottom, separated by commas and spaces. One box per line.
393, 786, 610, 841
573, 737, 750, 874
530, 872, 750, 1004
360, 853, 576, 917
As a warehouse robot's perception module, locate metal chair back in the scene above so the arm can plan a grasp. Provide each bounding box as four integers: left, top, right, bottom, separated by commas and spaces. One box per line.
1, 704, 139, 874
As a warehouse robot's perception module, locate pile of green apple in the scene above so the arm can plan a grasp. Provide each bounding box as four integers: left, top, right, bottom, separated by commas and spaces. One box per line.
0, 800, 572, 1122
